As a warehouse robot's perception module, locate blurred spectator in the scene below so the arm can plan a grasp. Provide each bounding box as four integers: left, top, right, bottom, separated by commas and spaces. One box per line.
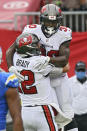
61, 0, 81, 11
42, 0, 53, 5
65, 61, 87, 131
80, 0, 87, 10
40, 0, 54, 9
40, 0, 45, 8
51, 0, 87, 11
52, 0, 63, 8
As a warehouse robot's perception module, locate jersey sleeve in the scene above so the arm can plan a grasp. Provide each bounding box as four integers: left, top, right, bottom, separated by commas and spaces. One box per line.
0, 72, 19, 96
30, 56, 53, 76
22, 25, 31, 34
5, 73, 19, 88
59, 26, 72, 44
22, 24, 39, 34
38, 64, 53, 76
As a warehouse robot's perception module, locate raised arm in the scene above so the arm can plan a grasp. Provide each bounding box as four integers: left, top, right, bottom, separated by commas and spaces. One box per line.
6, 42, 16, 69
6, 42, 24, 81
6, 88, 24, 131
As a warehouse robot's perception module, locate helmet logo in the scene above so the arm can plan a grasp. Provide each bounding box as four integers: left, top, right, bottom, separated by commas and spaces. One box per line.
19, 35, 32, 48
49, 16, 56, 20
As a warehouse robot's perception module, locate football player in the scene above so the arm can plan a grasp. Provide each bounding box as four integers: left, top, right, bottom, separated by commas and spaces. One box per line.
12, 33, 72, 131
6, 4, 74, 126
0, 47, 24, 131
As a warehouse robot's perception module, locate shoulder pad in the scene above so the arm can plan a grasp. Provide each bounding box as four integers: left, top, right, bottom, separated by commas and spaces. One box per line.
59, 26, 72, 36
22, 24, 40, 34
59, 26, 72, 41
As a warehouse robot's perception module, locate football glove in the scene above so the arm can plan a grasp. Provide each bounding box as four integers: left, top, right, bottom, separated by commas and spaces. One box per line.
9, 66, 24, 82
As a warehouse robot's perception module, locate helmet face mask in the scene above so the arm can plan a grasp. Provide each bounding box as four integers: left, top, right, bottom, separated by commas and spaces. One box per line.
40, 4, 63, 37
16, 33, 41, 57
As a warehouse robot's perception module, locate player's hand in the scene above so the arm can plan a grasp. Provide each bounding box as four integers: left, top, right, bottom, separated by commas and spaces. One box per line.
33, 56, 50, 71
63, 63, 70, 73
9, 66, 24, 82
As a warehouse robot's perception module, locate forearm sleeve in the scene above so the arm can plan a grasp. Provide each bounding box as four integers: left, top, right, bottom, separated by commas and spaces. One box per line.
50, 67, 63, 79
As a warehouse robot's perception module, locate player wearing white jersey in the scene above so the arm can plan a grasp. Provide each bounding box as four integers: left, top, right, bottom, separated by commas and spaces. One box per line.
21, 23, 74, 116
21, 5, 73, 120
6, 4, 74, 129
12, 33, 72, 131
14, 54, 59, 131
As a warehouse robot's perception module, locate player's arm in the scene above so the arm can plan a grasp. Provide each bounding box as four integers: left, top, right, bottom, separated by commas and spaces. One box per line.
6, 42, 16, 68
6, 88, 24, 131
6, 42, 24, 81
49, 40, 71, 67
49, 63, 70, 78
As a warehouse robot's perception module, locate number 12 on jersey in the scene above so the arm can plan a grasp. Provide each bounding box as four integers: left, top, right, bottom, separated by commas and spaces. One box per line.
18, 70, 37, 94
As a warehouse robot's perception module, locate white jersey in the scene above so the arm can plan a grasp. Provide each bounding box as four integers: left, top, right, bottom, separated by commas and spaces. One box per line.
13, 52, 53, 107
22, 24, 72, 57
13, 52, 72, 128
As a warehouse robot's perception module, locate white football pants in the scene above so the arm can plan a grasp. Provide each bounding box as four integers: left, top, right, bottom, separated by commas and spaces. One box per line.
50, 73, 74, 119
22, 105, 58, 131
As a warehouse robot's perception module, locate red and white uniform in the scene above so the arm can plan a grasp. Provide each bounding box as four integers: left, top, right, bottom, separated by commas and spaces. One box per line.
22, 24, 74, 121
13, 53, 54, 106
13, 53, 59, 131
13, 51, 72, 130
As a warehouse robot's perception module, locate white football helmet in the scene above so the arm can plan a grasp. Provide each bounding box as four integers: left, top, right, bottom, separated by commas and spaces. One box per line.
40, 4, 63, 37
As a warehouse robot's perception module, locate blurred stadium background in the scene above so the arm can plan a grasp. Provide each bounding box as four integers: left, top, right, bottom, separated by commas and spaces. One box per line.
0, 0, 87, 130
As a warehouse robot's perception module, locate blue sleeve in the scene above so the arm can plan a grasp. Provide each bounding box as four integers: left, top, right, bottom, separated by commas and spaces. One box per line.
0, 72, 19, 88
